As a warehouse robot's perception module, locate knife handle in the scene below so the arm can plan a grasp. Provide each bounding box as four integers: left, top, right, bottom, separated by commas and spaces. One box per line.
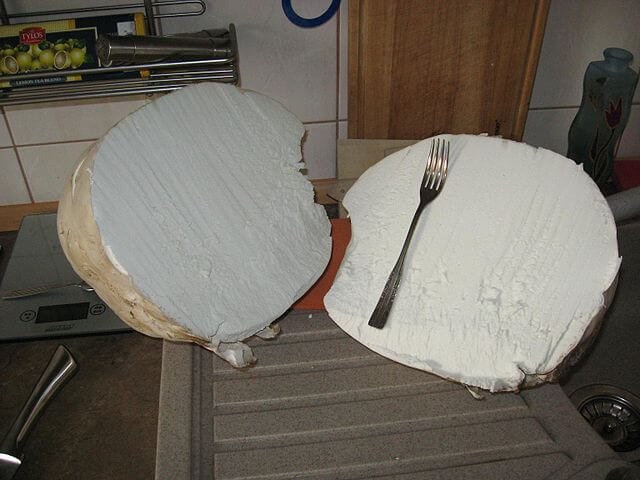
0, 346, 77, 458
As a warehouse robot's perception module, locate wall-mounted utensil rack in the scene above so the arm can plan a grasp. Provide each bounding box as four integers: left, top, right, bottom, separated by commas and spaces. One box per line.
0, 1, 238, 106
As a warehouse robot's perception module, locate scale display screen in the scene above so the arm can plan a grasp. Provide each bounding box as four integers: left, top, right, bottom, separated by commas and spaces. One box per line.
0, 213, 131, 340
36, 302, 90, 324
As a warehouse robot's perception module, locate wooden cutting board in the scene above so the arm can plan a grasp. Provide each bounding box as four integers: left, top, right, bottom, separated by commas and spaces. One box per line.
348, 0, 550, 140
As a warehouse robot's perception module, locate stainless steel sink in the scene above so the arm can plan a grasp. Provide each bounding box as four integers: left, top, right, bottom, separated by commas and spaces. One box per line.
562, 219, 640, 462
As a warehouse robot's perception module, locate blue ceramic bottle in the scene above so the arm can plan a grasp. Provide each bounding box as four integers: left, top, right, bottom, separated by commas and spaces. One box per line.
567, 48, 638, 186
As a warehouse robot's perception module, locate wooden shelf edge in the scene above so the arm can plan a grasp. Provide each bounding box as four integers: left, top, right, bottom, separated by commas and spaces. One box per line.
312, 178, 339, 205
0, 201, 58, 232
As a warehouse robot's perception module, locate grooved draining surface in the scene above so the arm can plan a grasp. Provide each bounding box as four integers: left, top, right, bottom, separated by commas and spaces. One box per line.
156, 311, 631, 480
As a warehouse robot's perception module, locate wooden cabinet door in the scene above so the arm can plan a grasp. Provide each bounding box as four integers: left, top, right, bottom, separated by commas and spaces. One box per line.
348, 0, 549, 140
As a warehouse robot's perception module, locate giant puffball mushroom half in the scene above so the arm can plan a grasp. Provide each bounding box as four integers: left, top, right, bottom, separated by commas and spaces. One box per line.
57, 83, 332, 367
325, 135, 620, 393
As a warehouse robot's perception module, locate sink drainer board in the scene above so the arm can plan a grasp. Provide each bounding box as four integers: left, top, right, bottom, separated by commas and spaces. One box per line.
155, 311, 636, 480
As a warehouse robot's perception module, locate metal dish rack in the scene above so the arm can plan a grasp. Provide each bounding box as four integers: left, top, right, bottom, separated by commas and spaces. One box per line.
0, 1, 238, 106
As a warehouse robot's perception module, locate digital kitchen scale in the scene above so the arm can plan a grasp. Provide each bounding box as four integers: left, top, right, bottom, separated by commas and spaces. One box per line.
0, 213, 131, 340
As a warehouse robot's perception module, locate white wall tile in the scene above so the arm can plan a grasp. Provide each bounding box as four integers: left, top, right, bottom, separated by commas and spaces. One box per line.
523, 108, 576, 155
530, 0, 640, 108
338, 120, 348, 139
523, 105, 640, 158
338, 0, 348, 120
161, 0, 338, 123
5, 95, 147, 145
0, 148, 30, 205
302, 122, 337, 179
0, 114, 13, 148
19, 141, 93, 202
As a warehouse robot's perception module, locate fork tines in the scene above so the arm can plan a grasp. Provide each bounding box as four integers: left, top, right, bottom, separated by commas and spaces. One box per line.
423, 137, 449, 191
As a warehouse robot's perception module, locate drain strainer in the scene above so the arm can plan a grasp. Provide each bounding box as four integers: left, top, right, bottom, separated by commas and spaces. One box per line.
570, 385, 640, 452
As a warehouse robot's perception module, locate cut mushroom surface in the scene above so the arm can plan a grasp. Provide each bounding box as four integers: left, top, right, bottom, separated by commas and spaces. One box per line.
58, 83, 331, 362
325, 135, 620, 392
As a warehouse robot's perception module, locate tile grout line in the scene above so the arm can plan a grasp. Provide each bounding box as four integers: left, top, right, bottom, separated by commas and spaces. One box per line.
9, 138, 98, 149
303, 119, 340, 126
2, 106, 34, 203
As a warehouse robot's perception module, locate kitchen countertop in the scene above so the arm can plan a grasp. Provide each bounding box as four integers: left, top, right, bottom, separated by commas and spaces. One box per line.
0, 202, 340, 480
0, 230, 162, 480
1, 208, 638, 478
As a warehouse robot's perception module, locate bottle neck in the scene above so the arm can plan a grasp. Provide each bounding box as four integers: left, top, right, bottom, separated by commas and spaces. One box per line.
604, 58, 628, 73
603, 48, 633, 73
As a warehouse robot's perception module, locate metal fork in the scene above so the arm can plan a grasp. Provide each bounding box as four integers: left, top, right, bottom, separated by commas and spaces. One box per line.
368, 138, 449, 329
0, 281, 95, 300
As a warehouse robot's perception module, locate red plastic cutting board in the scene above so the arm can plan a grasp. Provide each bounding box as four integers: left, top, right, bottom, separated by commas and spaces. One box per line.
614, 160, 640, 191
293, 218, 351, 310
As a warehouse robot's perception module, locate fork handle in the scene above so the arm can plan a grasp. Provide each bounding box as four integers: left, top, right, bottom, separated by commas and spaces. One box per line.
368, 204, 425, 329
0, 282, 91, 299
